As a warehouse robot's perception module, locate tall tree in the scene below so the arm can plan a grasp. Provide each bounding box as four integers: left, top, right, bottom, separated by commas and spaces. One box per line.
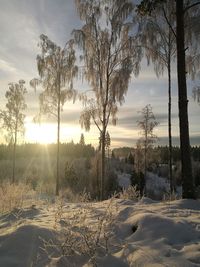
74, 0, 142, 199
175, 0, 200, 198
138, 1, 176, 193
137, 104, 159, 178
31, 35, 78, 195
0, 80, 27, 183
137, 0, 200, 199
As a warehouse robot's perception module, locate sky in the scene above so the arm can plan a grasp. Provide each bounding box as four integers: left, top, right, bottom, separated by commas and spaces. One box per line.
0, 0, 199, 148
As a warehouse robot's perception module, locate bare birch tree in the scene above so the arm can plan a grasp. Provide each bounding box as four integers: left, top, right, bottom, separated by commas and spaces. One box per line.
137, 0, 200, 199
137, 104, 159, 179
0, 80, 27, 183
138, 1, 176, 193
74, 0, 142, 199
30, 35, 78, 195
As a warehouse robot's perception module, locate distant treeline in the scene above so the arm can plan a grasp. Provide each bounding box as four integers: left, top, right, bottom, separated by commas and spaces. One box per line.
1, 143, 200, 163
113, 146, 200, 163
0, 142, 95, 160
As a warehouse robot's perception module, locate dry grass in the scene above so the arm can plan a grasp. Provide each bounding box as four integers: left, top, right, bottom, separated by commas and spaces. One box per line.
0, 182, 36, 214
163, 190, 180, 202
119, 185, 140, 201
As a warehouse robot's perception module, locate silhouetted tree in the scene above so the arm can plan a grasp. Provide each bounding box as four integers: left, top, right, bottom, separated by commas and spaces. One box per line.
79, 133, 85, 146
137, 0, 200, 199
0, 80, 27, 183
127, 152, 135, 165
75, 0, 142, 199
175, 0, 199, 198
137, 1, 176, 193
31, 35, 78, 195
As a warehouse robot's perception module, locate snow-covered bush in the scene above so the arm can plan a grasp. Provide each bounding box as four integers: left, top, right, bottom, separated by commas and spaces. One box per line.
43, 197, 118, 266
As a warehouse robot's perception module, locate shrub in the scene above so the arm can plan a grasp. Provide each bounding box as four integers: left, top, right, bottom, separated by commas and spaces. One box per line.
119, 185, 140, 201
0, 182, 34, 213
42, 197, 118, 266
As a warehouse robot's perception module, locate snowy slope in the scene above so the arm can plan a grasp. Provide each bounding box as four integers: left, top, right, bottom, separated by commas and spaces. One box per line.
0, 198, 200, 266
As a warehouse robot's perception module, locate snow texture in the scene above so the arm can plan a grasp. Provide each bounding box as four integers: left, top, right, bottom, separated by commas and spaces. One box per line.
0, 197, 200, 267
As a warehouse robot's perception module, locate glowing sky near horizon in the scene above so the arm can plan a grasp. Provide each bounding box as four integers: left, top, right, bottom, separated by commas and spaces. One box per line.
0, 0, 199, 148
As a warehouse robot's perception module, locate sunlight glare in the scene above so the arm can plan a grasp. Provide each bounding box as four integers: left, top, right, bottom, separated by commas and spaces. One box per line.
25, 123, 57, 144
25, 122, 86, 144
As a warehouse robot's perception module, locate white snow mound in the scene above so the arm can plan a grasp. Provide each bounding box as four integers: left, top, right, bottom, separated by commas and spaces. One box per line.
0, 198, 200, 266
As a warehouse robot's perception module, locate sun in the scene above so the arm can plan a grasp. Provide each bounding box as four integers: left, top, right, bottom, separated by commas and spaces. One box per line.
25, 123, 57, 144
25, 121, 86, 144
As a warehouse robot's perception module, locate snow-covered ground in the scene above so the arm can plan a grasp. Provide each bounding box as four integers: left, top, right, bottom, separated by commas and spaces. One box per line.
117, 171, 174, 199
146, 172, 170, 193
0, 197, 200, 266
117, 172, 131, 189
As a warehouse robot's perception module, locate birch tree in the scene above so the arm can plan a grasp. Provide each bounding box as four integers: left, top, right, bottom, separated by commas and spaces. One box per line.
74, 0, 142, 199
31, 35, 78, 195
137, 0, 200, 199
137, 104, 159, 178
0, 80, 27, 183
138, 1, 176, 193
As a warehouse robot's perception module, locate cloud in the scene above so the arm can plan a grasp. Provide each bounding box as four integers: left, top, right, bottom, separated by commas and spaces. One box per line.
111, 135, 200, 148
116, 109, 178, 129
0, 0, 199, 147
0, 59, 16, 75
0, 0, 81, 81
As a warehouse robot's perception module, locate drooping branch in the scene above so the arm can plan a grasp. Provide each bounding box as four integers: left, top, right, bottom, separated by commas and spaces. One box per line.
184, 1, 200, 13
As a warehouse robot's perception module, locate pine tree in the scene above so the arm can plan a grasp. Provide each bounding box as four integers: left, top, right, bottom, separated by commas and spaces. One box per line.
79, 133, 85, 146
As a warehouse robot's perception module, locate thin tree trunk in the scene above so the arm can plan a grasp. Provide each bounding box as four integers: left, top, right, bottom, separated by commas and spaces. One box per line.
12, 129, 17, 184
167, 52, 173, 194
176, 0, 195, 199
56, 78, 61, 196
101, 127, 106, 200
96, 154, 100, 199
144, 110, 148, 178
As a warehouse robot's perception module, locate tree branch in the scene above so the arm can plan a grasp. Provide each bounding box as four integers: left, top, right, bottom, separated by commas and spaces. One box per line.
184, 2, 200, 13
162, 7, 176, 38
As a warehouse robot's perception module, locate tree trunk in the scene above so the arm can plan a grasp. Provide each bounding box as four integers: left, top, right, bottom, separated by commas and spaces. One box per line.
56, 78, 61, 196
144, 109, 148, 178
101, 128, 106, 200
96, 154, 100, 199
12, 128, 17, 184
176, 0, 195, 199
167, 51, 173, 194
